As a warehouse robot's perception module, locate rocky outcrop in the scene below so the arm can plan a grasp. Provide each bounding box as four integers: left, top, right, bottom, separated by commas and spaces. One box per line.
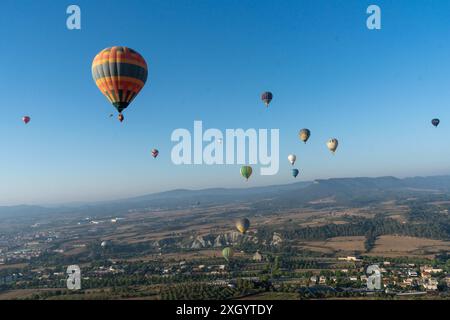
270, 232, 283, 246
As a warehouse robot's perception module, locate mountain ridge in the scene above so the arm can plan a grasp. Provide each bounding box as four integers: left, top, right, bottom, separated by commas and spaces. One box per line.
1, 175, 450, 217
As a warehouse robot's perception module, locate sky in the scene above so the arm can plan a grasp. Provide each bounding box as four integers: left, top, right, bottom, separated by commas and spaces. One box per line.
1, 0, 450, 205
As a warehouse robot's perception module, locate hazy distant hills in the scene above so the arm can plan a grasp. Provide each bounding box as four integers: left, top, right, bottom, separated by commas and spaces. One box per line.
1, 175, 450, 218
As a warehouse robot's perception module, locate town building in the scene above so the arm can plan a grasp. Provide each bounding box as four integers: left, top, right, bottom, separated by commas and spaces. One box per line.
253, 251, 263, 262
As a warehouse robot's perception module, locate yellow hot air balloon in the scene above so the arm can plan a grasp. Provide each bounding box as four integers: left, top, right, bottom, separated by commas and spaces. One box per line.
299, 129, 311, 144
236, 218, 250, 234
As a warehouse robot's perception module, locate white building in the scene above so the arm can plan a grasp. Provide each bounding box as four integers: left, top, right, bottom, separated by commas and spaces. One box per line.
420, 266, 443, 274
253, 251, 263, 262
338, 256, 362, 262
422, 278, 438, 291
407, 270, 418, 277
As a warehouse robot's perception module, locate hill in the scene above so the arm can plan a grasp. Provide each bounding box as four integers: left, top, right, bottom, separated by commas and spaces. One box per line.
1, 175, 450, 218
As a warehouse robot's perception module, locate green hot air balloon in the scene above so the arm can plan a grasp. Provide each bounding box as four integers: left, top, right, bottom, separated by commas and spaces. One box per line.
236, 218, 250, 234
240, 166, 253, 181
222, 247, 234, 262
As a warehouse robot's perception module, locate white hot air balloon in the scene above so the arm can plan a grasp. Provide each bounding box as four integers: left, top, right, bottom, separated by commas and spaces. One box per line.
101, 241, 110, 248
288, 154, 296, 166
327, 138, 339, 154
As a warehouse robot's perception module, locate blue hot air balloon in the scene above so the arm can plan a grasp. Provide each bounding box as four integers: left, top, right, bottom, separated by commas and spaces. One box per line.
292, 169, 299, 178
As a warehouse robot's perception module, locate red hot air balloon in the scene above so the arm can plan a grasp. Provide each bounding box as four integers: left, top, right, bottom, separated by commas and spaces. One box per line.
151, 149, 159, 158
22, 116, 31, 124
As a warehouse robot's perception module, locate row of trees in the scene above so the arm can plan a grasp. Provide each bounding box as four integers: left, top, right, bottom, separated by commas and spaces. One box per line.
259, 216, 449, 243
160, 284, 240, 300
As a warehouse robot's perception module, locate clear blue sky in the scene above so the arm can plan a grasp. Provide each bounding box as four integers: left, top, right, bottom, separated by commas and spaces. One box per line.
1, 0, 450, 205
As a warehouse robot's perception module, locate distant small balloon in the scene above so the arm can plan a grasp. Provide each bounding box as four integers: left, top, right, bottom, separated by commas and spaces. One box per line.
327, 138, 339, 154
432, 118, 440, 127
240, 166, 253, 181
22, 116, 30, 124
236, 218, 250, 234
261, 91, 273, 107
292, 169, 299, 178
151, 149, 159, 158
288, 154, 296, 166
299, 129, 311, 143
222, 247, 234, 262
101, 240, 110, 248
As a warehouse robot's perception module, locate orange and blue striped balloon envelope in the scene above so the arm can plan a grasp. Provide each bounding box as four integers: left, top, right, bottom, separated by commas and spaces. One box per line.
92, 46, 148, 113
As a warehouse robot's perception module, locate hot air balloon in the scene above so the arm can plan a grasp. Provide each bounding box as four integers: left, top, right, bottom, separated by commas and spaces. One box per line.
327, 138, 339, 154
236, 218, 250, 234
292, 169, 299, 178
432, 118, 440, 127
101, 240, 110, 248
261, 91, 273, 107
299, 129, 311, 143
92, 46, 148, 122
222, 247, 234, 262
151, 149, 159, 158
240, 166, 253, 181
288, 154, 296, 166
22, 116, 30, 124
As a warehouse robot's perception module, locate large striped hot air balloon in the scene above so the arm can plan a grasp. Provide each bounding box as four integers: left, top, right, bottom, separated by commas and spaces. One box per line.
92, 46, 148, 122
